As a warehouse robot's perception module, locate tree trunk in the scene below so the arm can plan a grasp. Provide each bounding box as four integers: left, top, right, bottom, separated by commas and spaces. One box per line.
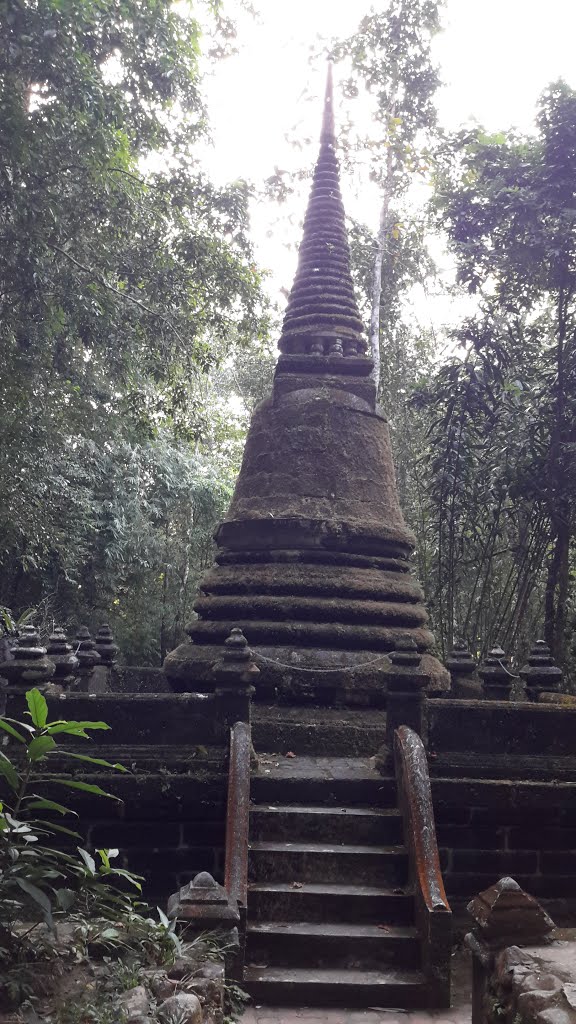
368, 196, 390, 389
368, 106, 396, 393
544, 512, 570, 663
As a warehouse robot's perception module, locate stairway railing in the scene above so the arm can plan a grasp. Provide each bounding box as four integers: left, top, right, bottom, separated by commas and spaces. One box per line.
225, 719, 251, 974
394, 724, 452, 1008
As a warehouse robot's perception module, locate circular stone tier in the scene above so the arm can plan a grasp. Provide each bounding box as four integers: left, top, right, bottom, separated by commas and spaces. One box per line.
163, 382, 448, 698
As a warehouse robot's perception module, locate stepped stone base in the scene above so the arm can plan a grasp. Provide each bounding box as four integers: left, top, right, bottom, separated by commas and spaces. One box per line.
164, 380, 449, 698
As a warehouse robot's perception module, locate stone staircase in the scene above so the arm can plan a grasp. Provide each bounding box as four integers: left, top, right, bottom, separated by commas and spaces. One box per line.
242, 706, 431, 1008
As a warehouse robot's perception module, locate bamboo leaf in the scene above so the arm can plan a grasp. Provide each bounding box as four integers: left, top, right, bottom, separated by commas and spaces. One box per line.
49, 779, 121, 800
25, 797, 77, 817
33, 820, 82, 839
77, 847, 96, 875
46, 721, 111, 735
108, 868, 142, 891
0, 720, 27, 743
15, 877, 53, 926
0, 752, 20, 792
55, 751, 127, 771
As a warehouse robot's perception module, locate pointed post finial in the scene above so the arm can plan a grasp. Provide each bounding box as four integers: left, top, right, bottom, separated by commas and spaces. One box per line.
321, 62, 335, 143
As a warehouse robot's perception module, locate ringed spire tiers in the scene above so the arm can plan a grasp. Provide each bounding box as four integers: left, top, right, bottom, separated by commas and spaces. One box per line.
277, 65, 370, 372
164, 68, 448, 698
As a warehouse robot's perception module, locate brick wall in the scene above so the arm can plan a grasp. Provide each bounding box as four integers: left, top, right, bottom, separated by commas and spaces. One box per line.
431, 776, 576, 924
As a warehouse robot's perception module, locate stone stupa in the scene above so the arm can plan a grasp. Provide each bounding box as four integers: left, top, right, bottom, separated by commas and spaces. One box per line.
164, 68, 447, 700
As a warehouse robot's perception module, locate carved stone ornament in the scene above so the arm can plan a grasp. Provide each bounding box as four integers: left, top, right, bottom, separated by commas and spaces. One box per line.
467, 876, 555, 948
0, 624, 55, 689
167, 871, 239, 925
520, 640, 563, 702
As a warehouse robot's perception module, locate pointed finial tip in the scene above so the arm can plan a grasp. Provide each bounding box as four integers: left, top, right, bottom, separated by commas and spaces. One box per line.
321, 61, 335, 142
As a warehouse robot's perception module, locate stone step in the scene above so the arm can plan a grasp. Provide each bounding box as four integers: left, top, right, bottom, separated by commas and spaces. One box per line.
248, 841, 408, 886
252, 705, 386, 757
243, 965, 427, 1008
246, 921, 420, 970
250, 803, 403, 844
252, 754, 395, 807
248, 881, 414, 925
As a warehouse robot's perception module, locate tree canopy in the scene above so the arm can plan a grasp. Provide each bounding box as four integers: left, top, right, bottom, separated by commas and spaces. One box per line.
418, 81, 576, 666
0, 0, 270, 658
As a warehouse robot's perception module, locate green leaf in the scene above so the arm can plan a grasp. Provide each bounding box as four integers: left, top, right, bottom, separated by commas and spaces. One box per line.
33, 820, 82, 839
0, 752, 20, 793
0, 720, 27, 743
108, 868, 142, 891
56, 888, 76, 911
50, 779, 121, 800
157, 906, 170, 928
26, 689, 48, 729
77, 847, 96, 875
56, 751, 127, 771
98, 848, 110, 870
28, 735, 56, 761
25, 797, 77, 817
46, 721, 111, 735
15, 877, 53, 927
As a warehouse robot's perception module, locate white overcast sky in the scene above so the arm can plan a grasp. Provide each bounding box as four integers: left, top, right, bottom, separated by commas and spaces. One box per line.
199, 0, 576, 323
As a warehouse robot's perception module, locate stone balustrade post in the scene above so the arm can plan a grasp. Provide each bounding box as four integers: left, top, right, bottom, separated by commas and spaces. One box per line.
94, 623, 119, 667
167, 871, 240, 971
213, 628, 259, 729
376, 638, 429, 771
386, 638, 429, 746
479, 646, 513, 701
46, 627, 79, 689
519, 640, 563, 702
0, 624, 55, 692
74, 626, 102, 691
465, 877, 555, 1024
445, 640, 478, 698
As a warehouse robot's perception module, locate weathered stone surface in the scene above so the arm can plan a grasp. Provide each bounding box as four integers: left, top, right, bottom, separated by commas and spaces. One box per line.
467, 876, 555, 946
143, 970, 176, 1001
158, 993, 202, 1024
539, 692, 576, 707
118, 985, 150, 1022
469, 930, 576, 1024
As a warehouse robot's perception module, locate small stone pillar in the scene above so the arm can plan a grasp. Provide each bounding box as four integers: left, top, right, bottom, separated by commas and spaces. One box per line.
74, 626, 101, 690
520, 640, 563, 702
213, 628, 259, 728
94, 623, 119, 667
445, 640, 478, 698
46, 627, 79, 689
479, 646, 513, 701
0, 624, 55, 692
465, 877, 555, 1024
376, 639, 429, 770
168, 870, 239, 953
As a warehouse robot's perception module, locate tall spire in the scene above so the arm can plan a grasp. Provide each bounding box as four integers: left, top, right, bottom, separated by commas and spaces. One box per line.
321, 62, 335, 142
277, 65, 369, 364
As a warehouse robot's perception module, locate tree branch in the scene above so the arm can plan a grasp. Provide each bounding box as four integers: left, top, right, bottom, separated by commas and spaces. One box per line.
47, 242, 192, 349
